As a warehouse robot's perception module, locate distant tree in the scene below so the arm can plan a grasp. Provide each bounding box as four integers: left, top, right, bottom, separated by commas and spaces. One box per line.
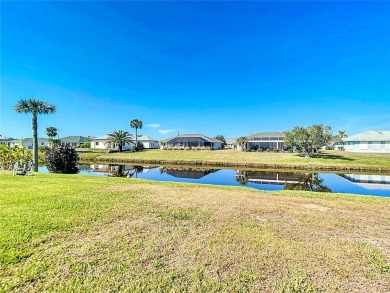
107, 130, 133, 152
130, 119, 143, 149
333, 130, 348, 146
15, 98, 56, 171
236, 136, 248, 151
215, 135, 226, 148
284, 125, 333, 157
46, 127, 58, 144
45, 144, 79, 174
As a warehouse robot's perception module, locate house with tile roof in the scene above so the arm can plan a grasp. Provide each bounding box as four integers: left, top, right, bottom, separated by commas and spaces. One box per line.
343, 131, 390, 153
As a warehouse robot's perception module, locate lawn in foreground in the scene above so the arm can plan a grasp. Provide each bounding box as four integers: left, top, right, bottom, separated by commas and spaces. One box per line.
77, 149, 390, 170
1, 172, 390, 292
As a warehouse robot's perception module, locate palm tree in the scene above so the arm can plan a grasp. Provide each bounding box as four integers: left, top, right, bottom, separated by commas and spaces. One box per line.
107, 130, 133, 152
15, 98, 56, 171
46, 127, 58, 144
236, 136, 248, 151
130, 119, 143, 149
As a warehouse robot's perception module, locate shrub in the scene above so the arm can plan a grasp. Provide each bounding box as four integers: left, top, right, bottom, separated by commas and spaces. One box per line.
266, 148, 270, 152
257, 148, 263, 152
325, 146, 334, 150
79, 142, 91, 148
274, 148, 279, 153
45, 144, 79, 174
338, 146, 345, 151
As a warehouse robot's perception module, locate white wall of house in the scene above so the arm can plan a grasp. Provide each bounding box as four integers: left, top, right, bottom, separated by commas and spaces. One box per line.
139, 140, 159, 149
344, 141, 390, 153
91, 140, 134, 150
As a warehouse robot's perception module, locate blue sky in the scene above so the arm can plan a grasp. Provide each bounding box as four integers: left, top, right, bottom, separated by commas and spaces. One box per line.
1, 1, 389, 139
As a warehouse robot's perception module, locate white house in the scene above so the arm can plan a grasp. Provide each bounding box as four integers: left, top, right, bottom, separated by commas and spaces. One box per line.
137, 135, 159, 149
90, 135, 134, 150
6, 138, 49, 148
225, 138, 237, 149
343, 131, 390, 153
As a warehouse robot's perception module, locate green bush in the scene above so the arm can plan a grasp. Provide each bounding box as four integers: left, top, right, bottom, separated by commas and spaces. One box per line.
266, 148, 270, 152
273, 149, 279, 153
45, 144, 79, 174
257, 148, 263, 152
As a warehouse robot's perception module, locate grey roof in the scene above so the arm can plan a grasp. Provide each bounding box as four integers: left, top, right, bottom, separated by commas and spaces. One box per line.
225, 138, 237, 145
0, 137, 13, 141
247, 132, 285, 140
343, 131, 390, 142
22, 138, 48, 143
60, 136, 88, 143
164, 134, 223, 143
137, 135, 158, 142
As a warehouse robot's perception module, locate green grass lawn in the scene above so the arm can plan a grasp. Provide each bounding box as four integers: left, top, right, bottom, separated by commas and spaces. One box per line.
77, 149, 390, 171
1, 172, 390, 292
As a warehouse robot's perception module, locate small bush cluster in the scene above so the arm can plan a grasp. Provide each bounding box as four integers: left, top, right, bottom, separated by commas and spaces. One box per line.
163, 146, 212, 150
45, 144, 79, 174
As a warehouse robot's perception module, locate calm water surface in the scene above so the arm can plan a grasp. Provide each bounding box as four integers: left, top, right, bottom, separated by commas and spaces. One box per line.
40, 164, 390, 197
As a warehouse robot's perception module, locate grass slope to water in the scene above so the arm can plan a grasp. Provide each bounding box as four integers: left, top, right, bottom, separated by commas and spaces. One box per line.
1, 172, 390, 292
77, 149, 390, 171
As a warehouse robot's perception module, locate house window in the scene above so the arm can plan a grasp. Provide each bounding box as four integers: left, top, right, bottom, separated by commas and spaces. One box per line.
372, 143, 381, 150
96, 142, 99, 146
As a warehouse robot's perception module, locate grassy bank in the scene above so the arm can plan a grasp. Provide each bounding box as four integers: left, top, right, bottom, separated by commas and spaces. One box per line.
1, 172, 389, 292
77, 149, 390, 172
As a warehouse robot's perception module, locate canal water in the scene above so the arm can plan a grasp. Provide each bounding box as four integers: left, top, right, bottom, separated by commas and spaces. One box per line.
40, 164, 390, 197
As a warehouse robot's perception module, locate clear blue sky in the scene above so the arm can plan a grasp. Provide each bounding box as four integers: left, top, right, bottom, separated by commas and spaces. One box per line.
1, 1, 389, 139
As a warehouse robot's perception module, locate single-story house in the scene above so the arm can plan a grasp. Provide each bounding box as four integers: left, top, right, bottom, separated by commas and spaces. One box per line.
343, 131, 390, 153
225, 138, 237, 149
137, 135, 159, 149
163, 134, 223, 150
246, 132, 285, 151
7, 138, 49, 148
90, 135, 134, 150
0, 137, 13, 147
60, 136, 89, 148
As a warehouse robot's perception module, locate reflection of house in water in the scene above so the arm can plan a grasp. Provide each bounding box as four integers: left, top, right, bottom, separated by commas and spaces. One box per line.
162, 167, 217, 179
90, 164, 133, 172
238, 171, 304, 185
339, 174, 390, 190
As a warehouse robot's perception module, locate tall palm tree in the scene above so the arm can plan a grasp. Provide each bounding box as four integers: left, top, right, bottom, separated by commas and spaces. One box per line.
46, 127, 58, 144
236, 136, 248, 151
15, 98, 56, 171
130, 119, 142, 148
107, 130, 133, 152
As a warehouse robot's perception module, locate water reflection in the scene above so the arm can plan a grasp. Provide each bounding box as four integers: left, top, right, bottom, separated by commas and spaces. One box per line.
284, 173, 331, 193
235, 170, 331, 192
160, 167, 217, 179
74, 164, 390, 197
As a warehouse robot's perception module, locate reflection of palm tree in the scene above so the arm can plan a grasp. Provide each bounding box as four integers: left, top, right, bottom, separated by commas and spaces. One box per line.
106, 165, 130, 177
235, 170, 248, 185
128, 165, 144, 178
159, 167, 167, 174
284, 173, 331, 192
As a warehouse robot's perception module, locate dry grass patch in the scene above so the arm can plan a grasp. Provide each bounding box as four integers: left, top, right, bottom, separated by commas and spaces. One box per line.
1, 174, 390, 292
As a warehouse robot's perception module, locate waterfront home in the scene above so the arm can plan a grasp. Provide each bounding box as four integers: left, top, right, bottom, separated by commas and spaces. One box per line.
343, 131, 390, 153
164, 134, 223, 150
0, 137, 13, 147
60, 136, 89, 148
6, 138, 49, 148
137, 135, 159, 149
246, 132, 285, 151
225, 138, 237, 149
90, 135, 134, 150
